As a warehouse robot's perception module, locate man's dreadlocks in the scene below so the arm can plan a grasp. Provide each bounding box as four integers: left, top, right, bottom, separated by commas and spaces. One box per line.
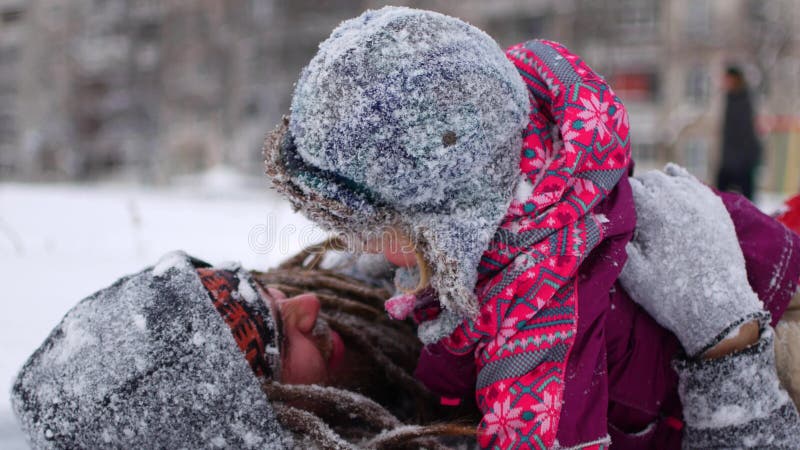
250, 238, 477, 449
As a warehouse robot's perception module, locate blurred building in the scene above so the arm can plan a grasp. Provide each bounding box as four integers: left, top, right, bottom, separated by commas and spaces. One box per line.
1, 0, 799, 193
565, 0, 800, 193
0, 0, 25, 177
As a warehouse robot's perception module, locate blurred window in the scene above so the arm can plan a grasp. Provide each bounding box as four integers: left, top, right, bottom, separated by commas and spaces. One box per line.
684, 137, 709, 179
0, 46, 20, 80
747, 0, 768, 23
250, 0, 273, 20
685, 65, 710, 105
138, 22, 161, 42
0, 112, 15, 141
686, 0, 711, 41
770, 59, 798, 103
633, 142, 658, 165
242, 97, 260, 119
617, 0, 659, 41
486, 15, 545, 47
609, 71, 660, 102
1, 7, 23, 24
0, 83, 16, 96
250, 46, 269, 80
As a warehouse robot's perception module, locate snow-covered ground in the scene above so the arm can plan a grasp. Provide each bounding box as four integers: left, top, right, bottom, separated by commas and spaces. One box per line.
0, 169, 322, 448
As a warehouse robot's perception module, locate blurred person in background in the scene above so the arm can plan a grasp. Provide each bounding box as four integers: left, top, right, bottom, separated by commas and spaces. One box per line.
716, 66, 762, 200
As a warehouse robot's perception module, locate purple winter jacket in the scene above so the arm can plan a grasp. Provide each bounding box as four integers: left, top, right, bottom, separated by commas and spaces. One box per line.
556, 177, 800, 448
416, 176, 800, 448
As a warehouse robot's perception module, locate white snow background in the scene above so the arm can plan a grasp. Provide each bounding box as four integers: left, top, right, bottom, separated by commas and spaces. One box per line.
0, 167, 321, 448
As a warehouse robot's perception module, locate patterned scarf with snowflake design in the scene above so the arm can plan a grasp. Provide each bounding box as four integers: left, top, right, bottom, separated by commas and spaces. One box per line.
439, 40, 631, 449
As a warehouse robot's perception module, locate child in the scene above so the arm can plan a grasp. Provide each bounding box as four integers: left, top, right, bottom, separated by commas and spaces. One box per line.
265, 6, 800, 448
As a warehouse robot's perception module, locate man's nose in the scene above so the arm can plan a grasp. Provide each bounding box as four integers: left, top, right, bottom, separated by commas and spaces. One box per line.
278, 293, 321, 334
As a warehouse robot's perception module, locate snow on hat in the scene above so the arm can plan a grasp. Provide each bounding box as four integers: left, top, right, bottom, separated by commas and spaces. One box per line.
265, 6, 529, 321
11, 252, 291, 449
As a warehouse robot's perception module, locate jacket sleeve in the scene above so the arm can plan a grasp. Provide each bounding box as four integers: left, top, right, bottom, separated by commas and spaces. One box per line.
718, 189, 800, 324
675, 322, 800, 448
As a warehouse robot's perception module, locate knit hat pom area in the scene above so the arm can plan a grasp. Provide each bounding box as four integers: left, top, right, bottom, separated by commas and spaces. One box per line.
265, 6, 530, 325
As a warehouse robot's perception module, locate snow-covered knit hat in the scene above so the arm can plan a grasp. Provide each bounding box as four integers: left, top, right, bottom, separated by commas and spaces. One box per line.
265, 6, 529, 321
11, 252, 291, 449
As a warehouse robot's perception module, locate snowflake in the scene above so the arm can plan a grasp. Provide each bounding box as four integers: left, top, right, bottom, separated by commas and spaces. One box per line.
612, 100, 629, 129
513, 254, 531, 269
573, 179, 597, 196
514, 174, 535, 203
560, 120, 581, 155
514, 217, 534, 232
531, 389, 561, 435
534, 191, 560, 207
577, 94, 610, 139
483, 398, 525, 443
493, 316, 519, 349
506, 202, 525, 217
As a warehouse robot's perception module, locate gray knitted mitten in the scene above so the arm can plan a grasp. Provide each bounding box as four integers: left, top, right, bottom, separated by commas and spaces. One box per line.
675, 325, 800, 448
619, 164, 764, 357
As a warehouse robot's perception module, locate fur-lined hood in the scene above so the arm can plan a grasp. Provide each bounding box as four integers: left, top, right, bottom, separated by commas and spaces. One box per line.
264, 7, 530, 325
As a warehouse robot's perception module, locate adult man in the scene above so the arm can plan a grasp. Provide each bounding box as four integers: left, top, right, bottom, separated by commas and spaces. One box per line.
11, 245, 473, 449
716, 66, 762, 200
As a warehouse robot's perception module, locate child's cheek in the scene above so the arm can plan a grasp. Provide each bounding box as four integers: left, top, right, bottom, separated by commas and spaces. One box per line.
383, 247, 418, 268
381, 230, 418, 267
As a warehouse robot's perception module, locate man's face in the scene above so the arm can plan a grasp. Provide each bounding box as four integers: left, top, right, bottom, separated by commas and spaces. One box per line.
265, 288, 346, 385
724, 73, 740, 92
262, 285, 408, 410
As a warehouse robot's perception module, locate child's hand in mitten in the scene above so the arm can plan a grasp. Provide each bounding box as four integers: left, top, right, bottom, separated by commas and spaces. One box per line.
619, 164, 764, 357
